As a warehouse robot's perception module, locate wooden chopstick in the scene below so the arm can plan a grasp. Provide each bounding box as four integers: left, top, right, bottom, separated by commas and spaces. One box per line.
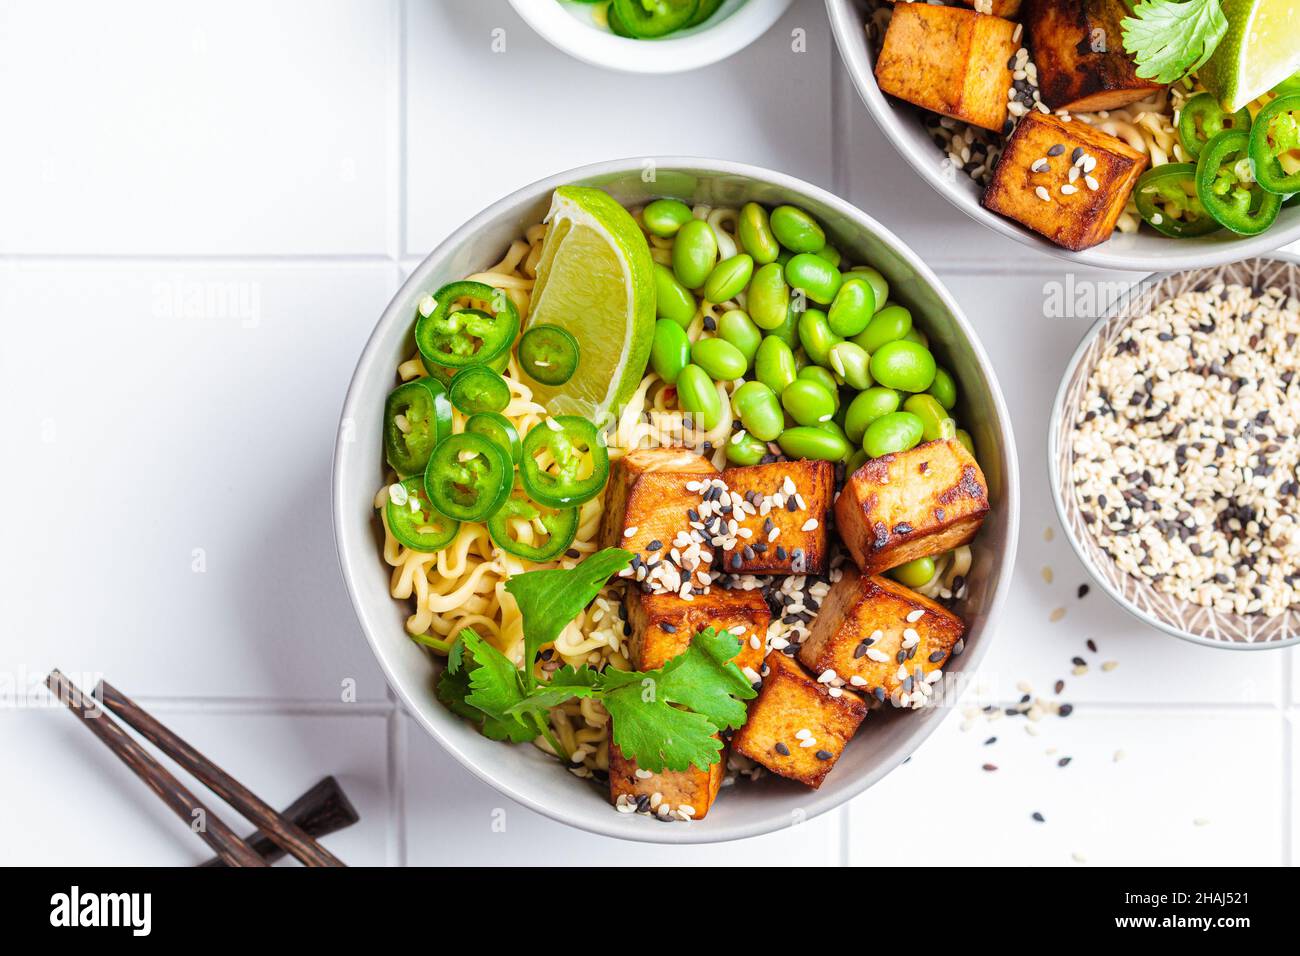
45, 670, 267, 868
96, 679, 345, 868
198, 776, 359, 867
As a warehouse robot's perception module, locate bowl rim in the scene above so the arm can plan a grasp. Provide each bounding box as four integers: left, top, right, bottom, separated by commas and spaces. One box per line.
1046, 251, 1300, 650
822, 0, 1300, 273
332, 155, 1022, 843
506, 0, 794, 75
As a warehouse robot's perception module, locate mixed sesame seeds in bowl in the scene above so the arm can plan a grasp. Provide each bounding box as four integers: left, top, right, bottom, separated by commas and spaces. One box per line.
1050, 255, 1300, 648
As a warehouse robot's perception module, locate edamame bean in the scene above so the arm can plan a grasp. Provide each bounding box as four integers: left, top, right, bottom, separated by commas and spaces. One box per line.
828, 341, 872, 390
754, 335, 797, 395
862, 411, 924, 459
929, 366, 957, 410
650, 319, 690, 385
672, 219, 717, 290
903, 327, 929, 348
676, 364, 722, 430
827, 277, 876, 337
704, 254, 754, 304
732, 380, 783, 441
781, 378, 836, 426
848, 266, 889, 309
846, 447, 869, 474
769, 205, 826, 254
814, 243, 842, 268
778, 426, 850, 462
717, 309, 761, 367
956, 428, 975, 457
797, 309, 842, 367
738, 202, 780, 265
642, 198, 693, 238
798, 365, 840, 406
691, 337, 747, 382
844, 386, 901, 443
748, 262, 790, 330
817, 419, 851, 448
890, 556, 936, 588
869, 340, 937, 392
852, 303, 912, 354
726, 430, 768, 466
903, 393, 950, 442
767, 305, 799, 349
654, 263, 697, 328
785, 253, 842, 306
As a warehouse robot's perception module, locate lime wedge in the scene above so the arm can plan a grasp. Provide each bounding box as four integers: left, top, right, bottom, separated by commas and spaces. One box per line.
1201, 0, 1300, 112
524, 186, 655, 424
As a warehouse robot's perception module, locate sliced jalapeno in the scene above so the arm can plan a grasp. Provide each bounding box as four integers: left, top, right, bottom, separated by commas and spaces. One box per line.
423, 432, 512, 523
487, 488, 579, 563
448, 365, 511, 415
384, 477, 459, 552
415, 281, 519, 370
518, 324, 579, 386
1196, 130, 1283, 235
465, 412, 522, 463
422, 347, 509, 387
520, 416, 610, 508
1249, 93, 1300, 196
1177, 92, 1251, 160
384, 378, 452, 478
1134, 164, 1222, 238
612, 0, 698, 38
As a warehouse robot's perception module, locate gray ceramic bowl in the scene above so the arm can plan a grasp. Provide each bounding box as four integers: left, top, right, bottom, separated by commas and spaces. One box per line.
1049, 254, 1300, 649
332, 157, 1020, 844
825, 0, 1300, 272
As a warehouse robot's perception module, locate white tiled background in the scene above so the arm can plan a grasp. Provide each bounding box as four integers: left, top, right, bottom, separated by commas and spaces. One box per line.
1, 0, 1295, 867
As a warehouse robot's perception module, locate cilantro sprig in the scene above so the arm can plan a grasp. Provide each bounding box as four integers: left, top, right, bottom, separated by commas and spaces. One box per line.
1121, 0, 1228, 85
435, 548, 758, 772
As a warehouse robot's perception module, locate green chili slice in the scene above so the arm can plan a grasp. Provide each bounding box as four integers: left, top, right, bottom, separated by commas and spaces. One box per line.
1177, 93, 1251, 160
518, 324, 579, 386
1249, 93, 1300, 196
423, 432, 513, 523
612, 0, 699, 38
448, 365, 511, 415
487, 488, 579, 563
519, 416, 610, 508
414, 281, 519, 370
384, 477, 460, 552
1195, 130, 1283, 235
1134, 164, 1222, 238
465, 412, 522, 463
383, 378, 452, 478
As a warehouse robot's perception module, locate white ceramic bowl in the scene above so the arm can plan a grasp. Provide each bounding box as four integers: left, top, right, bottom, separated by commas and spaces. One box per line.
825, 0, 1300, 271
332, 157, 1020, 844
508, 0, 792, 74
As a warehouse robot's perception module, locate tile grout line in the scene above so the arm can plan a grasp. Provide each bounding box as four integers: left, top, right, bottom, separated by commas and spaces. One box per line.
392, 0, 409, 263
387, 692, 409, 867
1282, 713, 1293, 867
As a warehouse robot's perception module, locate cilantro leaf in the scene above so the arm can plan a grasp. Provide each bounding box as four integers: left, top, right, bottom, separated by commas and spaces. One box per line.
654, 627, 757, 729
603, 687, 724, 774
454, 629, 536, 744
504, 665, 602, 716
503, 548, 633, 689
1122, 0, 1228, 84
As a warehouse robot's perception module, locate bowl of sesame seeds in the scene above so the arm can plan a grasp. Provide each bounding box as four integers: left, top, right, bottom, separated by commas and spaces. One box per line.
1050, 254, 1300, 648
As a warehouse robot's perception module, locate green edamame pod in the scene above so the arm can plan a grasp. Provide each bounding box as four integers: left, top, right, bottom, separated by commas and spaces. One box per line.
852, 303, 912, 354
732, 380, 784, 442
726, 430, 768, 466
769, 205, 826, 254
675, 363, 723, 430
929, 366, 958, 410
642, 198, 693, 238
672, 219, 718, 290
703, 254, 754, 304
785, 253, 842, 306
754, 335, 797, 395
748, 262, 791, 330
650, 318, 690, 385
717, 309, 761, 366
778, 425, 850, 462
828, 341, 872, 390
797, 308, 842, 368
844, 386, 901, 444
690, 337, 747, 382
737, 202, 780, 265
654, 263, 697, 328
827, 277, 876, 337
862, 411, 924, 459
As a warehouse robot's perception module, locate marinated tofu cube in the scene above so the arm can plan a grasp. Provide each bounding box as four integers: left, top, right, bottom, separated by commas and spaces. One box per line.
799, 567, 964, 710
600, 447, 718, 595
875, 3, 1018, 133
960, 0, 1022, 17
717, 460, 833, 576
835, 439, 989, 575
609, 742, 724, 821
627, 586, 770, 674
982, 111, 1146, 251
731, 652, 867, 789
1024, 0, 1164, 112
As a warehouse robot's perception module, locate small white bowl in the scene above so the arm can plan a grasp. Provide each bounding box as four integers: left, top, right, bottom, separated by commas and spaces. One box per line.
508, 0, 793, 74
332, 157, 1019, 843
825, 0, 1300, 271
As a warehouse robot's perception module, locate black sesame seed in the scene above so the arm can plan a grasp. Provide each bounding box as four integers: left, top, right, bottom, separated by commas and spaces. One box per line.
565, 548, 581, 559
1057, 756, 1072, 767
1077, 583, 1090, 599
1048, 143, 1065, 156
928, 650, 945, 663
775, 741, 791, 756
660, 622, 677, 633
1032, 811, 1045, 823
854, 642, 869, 659
984, 736, 997, 745
1058, 703, 1074, 717
815, 750, 833, 761
1071, 656, 1087, 666
982, 763, 998, 772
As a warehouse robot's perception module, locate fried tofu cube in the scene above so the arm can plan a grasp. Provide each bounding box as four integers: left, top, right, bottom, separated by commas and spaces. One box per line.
609, 742, 724, 820
835, 439, 989, 576
960, 0, 1022, 17
1024, 0, 1164, 112
875, 3, 1018, 133
731, 652, 867, 789
798, 567, 964, 709
627, 586, 770, 674
981, 111, 1146, 251
599, 447, 717, 589
717, 460, 833, 576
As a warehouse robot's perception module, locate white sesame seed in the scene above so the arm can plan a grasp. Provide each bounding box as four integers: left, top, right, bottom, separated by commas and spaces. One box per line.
1084, 175, 1099, 191
1035, 185, 1051, 202
623, 526, 638, 538
635, 768, 653, 779
418, 295, 437, 317
817, 669, 837, 684
905, 609, 925, 623
794, 728, 811, 740
801, 518, 819, 532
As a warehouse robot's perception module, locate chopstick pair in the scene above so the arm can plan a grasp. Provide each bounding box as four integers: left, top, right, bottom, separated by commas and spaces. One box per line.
46, 669, 346, 867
